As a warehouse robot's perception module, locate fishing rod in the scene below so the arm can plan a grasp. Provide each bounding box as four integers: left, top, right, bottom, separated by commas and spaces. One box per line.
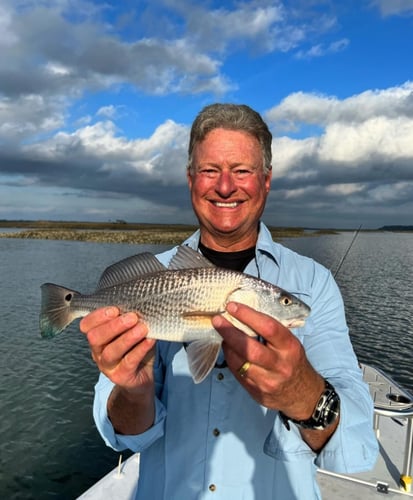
333, 224, 362, 278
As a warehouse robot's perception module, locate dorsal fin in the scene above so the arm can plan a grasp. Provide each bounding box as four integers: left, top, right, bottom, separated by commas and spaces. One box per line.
96, 253, 166, 289
168, 245, 215, 270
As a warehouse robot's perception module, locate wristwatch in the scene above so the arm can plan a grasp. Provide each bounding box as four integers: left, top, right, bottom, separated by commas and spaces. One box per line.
280, 379, 340, 431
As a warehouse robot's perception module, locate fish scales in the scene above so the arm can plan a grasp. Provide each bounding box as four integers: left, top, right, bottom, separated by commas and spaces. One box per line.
71, 268, 246, 343
39, 245, 311, 383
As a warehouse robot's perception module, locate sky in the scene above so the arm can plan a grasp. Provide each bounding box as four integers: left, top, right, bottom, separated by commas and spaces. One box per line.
1, 0, 413, 229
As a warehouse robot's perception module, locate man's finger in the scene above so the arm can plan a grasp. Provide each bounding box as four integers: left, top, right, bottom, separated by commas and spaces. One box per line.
79, 306, 120, 332
224, 302, 292, 347
84, 311, 140, 347
97, 320, 149, 368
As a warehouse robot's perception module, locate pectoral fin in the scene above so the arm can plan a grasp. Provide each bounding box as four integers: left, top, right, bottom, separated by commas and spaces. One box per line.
186, 338, 222, 384
221, 311, 257, 338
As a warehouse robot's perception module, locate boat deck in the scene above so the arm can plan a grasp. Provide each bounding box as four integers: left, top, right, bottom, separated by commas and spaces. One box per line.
318, 414, 413, 498
78, 364, 413, 499
318, 364, 413, 499
78, 454, 141, 500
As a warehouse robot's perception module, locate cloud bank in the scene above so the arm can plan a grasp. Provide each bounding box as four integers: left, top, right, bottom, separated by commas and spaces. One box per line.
0, 0, 412, 227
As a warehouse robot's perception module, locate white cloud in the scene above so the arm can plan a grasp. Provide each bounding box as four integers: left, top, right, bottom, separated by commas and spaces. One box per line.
265, 82, 413, 131
0, 3, 17, 47
0, 1, 412, 227
96, 105, 117, 118
265, 82, 413, 215
0, 0, 343, 146
0, 94, 66, 142
325, 183, 364, 196
295, 38, 349, 59
371, 0, 413, 16
0, 1, 229, 103
319, 116, 413, 163
271, 136, 319, 178
186, 3, 284, 52
45, 62, 71, 76
24, 118, 189, 185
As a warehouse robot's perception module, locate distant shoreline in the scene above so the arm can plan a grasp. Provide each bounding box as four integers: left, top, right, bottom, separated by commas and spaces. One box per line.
0, 221, 338, 244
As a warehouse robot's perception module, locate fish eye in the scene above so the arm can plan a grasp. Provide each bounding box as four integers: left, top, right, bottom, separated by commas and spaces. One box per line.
280, 295, 292, 306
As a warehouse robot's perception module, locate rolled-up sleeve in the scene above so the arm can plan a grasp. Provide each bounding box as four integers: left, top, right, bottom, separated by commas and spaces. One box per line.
91, 247, 176, 455
315, 377, 378, 471
261, 245, 378, 472
302, 267, 378, 472
93, 372, 167, 452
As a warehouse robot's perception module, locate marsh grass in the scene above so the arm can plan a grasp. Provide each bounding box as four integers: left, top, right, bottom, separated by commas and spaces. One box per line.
0, 220, 336, 243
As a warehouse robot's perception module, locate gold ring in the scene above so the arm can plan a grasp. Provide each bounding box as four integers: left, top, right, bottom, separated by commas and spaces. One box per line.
238, 361, 251, 377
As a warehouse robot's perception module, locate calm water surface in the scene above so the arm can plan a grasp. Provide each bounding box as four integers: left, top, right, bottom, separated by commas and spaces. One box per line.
0, 233, 412, 499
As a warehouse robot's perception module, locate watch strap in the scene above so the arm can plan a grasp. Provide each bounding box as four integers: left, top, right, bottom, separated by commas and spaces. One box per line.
279, 379, 340, 431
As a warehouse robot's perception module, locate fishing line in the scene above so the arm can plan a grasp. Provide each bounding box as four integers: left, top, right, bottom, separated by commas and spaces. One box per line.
333, 224, 362, 278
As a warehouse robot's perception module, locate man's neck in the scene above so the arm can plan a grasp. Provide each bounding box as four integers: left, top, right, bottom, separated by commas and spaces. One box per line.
198, 241, 256, 271
199, 226, 259, 252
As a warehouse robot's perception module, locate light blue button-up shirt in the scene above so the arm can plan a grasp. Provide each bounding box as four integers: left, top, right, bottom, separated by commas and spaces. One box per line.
93, 223, 378, 499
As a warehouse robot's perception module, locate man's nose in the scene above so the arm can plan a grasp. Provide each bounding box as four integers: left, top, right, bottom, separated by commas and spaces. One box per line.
215, 170, 236, 197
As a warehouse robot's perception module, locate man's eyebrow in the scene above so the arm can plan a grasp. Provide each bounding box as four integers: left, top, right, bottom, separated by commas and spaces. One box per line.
197, 162, 257, 168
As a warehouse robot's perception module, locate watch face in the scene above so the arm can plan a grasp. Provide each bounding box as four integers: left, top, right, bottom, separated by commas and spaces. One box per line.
324, 395, 340, 426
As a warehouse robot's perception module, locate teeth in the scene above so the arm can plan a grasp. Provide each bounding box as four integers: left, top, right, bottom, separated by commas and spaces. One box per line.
214, 202, 238, 208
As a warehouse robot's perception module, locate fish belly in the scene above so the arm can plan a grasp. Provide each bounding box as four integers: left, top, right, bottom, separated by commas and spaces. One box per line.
84, 268, 246, 343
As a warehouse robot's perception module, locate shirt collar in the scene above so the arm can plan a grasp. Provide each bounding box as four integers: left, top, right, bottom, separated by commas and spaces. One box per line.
182, 222, 280, 267
255, 222, 281, 267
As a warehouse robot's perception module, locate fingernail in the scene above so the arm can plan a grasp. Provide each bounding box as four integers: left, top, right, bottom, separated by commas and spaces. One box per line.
227, 302, 238, 314
122, 312, 138, 326
105, 307, 118, 318
212, 315, 223, 328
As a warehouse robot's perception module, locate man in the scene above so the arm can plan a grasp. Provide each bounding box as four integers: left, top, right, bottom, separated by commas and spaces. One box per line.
81, 104, 378, 499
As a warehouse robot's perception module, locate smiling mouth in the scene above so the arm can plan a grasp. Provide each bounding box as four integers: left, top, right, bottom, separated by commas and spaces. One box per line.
213, 201, 241, 208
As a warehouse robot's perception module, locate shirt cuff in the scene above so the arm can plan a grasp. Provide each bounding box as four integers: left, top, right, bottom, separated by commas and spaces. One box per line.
93, 374, 166, 452
264, 387, 378, 473
314, 387, 378, 472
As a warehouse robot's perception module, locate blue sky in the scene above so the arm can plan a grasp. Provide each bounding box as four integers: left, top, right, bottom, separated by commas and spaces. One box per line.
1, 0, 413, 229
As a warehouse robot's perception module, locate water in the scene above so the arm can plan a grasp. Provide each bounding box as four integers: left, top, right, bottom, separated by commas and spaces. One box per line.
0, 228, 26, 233
0, 233, 412, 499
282, 232, 413, 389
0, 239, 171, 500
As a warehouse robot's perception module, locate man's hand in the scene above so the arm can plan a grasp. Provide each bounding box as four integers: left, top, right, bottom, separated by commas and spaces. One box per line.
80, 307, 156, 434
80, 307, 156, 392
212, 302, 338, 451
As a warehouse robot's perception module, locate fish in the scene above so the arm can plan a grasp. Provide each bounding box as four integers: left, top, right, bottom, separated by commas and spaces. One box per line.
39, 245, 310, 383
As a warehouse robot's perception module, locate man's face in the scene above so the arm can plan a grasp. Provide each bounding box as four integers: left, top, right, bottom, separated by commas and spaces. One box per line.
187, 128, 272, 250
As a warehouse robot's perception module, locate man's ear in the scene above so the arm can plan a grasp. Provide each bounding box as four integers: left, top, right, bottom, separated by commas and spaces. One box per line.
265, 166, 272, 194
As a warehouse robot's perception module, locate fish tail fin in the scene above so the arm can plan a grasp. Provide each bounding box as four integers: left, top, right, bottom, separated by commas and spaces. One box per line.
39, 283, 82, 338
186, 339, 222, 384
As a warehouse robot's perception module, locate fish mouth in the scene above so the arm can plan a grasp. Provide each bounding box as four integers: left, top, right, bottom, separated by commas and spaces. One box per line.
281, 318, 306, 328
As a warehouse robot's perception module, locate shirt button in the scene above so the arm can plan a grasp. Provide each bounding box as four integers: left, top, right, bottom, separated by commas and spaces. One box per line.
213, 428, 220, 437
217, 373, 224, 380
209, 484, 216, 492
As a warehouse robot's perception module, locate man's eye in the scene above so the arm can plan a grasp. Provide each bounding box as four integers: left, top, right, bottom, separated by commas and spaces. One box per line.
234, 169, 252, 177
200, 169, 218, 177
